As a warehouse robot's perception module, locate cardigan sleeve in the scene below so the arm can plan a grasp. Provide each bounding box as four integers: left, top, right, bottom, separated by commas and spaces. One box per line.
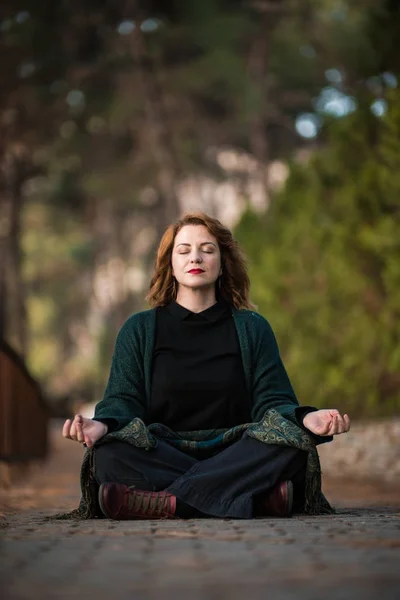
93, 318, 147, 430
250, 316, 332, 445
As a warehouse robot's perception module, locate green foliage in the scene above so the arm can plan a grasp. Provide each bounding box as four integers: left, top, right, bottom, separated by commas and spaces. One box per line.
235, 90, 400, 417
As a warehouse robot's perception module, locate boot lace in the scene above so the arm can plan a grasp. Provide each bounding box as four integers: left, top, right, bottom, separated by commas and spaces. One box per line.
125, 489, 173, 518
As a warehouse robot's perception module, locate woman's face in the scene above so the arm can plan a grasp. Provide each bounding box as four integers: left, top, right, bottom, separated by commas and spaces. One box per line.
172, 225, 222, 292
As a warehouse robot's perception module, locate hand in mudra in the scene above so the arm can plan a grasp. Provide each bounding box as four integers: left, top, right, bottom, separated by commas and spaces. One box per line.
62, 414, 107, 449
303, 409, 350, 437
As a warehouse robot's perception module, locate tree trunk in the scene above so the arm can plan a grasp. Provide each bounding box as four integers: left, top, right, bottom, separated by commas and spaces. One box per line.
0, 194, 11, 342
2, 149, 28, 357
247, 4, 286, 211
248, 17, 271, 203
130, 14, 181, 234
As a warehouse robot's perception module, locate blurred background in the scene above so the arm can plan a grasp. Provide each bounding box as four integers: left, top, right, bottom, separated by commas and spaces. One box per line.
0, 0, 399, 491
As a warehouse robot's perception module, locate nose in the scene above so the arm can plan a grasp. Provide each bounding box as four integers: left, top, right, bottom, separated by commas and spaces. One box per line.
190, 251, 202, 263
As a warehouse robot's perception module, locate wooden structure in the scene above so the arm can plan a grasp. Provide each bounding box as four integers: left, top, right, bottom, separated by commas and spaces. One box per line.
0, 340, 48, 461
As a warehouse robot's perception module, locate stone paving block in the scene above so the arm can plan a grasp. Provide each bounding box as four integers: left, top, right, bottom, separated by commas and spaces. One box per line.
1, 515, 400, 600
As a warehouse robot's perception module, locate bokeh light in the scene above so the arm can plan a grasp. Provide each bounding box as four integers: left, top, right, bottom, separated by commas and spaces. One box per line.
295, 113, 320, 138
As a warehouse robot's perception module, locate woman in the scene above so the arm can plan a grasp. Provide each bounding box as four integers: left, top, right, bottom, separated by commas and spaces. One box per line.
63, 212, 350, 520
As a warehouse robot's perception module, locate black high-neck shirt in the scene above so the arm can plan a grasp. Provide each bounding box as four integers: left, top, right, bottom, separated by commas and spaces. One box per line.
148, 300, 250, 431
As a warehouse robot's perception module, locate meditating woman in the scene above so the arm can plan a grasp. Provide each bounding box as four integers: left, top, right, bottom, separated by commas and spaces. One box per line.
62, 212, 350, 520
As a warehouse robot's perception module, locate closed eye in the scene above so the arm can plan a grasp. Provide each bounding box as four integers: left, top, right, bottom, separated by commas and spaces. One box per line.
177, 249, 214, 254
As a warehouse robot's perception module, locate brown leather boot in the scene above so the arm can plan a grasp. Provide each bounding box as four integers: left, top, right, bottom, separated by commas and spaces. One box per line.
262, 480, 293, 517
98, 483, 177, 520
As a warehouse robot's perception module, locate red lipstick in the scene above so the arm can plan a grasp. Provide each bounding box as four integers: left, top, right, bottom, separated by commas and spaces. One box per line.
188, 269, 204, 274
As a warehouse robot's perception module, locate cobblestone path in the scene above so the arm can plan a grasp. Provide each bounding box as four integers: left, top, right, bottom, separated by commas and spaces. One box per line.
1, 422, 399, 600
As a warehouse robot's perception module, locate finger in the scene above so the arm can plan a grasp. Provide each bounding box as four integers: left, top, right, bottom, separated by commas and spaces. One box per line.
62, 419, 72, 439
327, 409, 339, 434
330, 413, 341, 435
334, 413, 350, 435
334, 411, 344, 435
69, 419, 78, 440
343, 414, 351, 432
335, 415, 346, 434
73, 414, 84, 443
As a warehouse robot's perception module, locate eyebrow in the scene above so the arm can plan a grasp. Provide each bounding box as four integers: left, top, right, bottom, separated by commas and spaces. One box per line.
175, 242, 217, 248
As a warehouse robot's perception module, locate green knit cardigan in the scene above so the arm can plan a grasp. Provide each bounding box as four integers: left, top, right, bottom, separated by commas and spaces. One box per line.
95, 307, 319, 429
54, 308, 334, 519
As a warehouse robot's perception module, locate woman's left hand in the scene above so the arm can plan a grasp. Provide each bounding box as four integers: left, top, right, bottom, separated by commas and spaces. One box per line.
303, 409, 350, 436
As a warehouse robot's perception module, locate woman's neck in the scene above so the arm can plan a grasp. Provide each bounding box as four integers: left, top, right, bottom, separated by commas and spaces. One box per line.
175, 287, 217, 314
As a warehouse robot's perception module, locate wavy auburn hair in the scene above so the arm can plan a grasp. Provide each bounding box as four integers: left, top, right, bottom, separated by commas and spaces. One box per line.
146, 212, 255, 309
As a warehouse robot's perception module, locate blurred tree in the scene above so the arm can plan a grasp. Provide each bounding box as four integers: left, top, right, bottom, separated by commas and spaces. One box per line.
235, 89, 400, 417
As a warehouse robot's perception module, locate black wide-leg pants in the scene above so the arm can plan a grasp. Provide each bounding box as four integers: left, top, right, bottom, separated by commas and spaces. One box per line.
94, 433, 307, 518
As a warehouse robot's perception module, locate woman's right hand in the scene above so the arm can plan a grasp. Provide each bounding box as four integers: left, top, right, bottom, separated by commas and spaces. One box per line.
62, 414, 108, 449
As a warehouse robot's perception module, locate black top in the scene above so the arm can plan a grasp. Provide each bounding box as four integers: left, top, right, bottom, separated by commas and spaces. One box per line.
148, 300, 251, 430
95, 301, 317, 434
